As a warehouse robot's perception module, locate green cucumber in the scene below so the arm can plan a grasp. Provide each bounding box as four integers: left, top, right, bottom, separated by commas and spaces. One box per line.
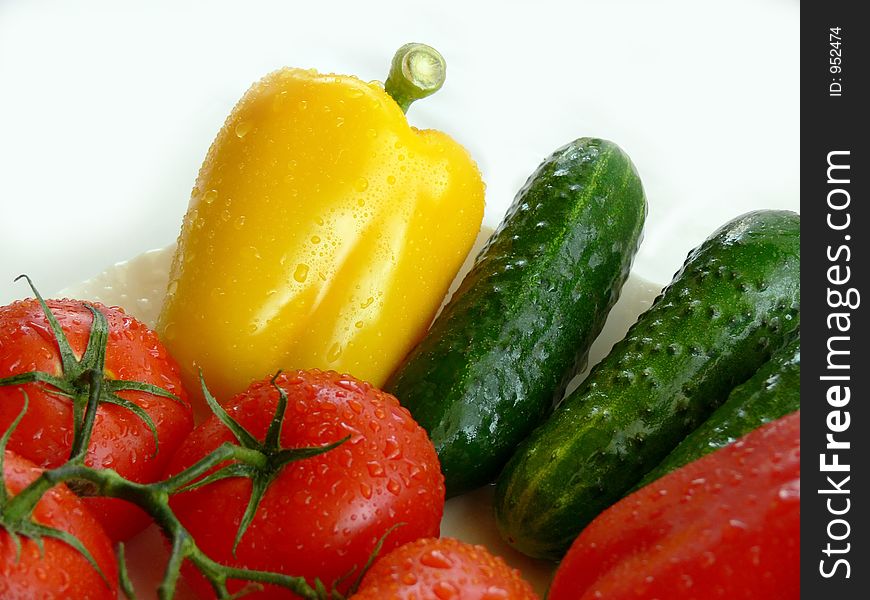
494, 209, 800, 560
637, 333, 800, 488
386, 138, 647, 497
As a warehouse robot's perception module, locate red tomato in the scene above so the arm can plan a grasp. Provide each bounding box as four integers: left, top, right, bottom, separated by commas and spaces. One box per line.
1, 450, 118, 599
351, 536, 539, 600
548, 411, 800, 600
0, 298, 194, 541
165, 370, 445, 598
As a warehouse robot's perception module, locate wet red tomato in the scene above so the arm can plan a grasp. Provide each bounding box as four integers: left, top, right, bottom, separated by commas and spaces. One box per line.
165, 370, 445, 598
351, 536, 539, 600
0, 298, 194, 540
1, 450, 118, 599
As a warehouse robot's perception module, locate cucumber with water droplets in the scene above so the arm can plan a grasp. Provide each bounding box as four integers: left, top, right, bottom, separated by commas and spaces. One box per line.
637, 332, 800, 488
494, 209, 800, 560
386, 138, 647, 497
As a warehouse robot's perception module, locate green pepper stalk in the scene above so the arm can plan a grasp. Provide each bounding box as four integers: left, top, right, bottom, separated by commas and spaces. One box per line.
384, 43, 447, 113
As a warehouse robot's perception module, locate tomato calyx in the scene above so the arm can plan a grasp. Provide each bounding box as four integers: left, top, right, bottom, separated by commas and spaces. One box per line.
0, 275, 182, 461
179, 371, 351, 555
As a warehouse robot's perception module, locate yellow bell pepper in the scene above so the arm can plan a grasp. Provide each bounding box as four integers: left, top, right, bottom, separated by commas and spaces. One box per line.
157, 44, 485, 410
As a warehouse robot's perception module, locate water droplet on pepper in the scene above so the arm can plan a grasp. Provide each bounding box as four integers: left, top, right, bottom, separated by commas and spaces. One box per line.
293, 264, 309, 283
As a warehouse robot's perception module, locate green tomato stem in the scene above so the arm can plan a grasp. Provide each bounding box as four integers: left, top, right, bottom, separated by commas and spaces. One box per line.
116, 543, 137, 599
70, 369, 104, 462
3, 458, 323, 600
157, 442, 266, 494
384, 43, 446, 113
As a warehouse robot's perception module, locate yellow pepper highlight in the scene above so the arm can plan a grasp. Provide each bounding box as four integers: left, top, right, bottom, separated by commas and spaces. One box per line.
158, 45, 485, 410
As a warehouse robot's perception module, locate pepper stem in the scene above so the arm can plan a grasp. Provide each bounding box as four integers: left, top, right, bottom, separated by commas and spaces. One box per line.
384, 43, 446, 113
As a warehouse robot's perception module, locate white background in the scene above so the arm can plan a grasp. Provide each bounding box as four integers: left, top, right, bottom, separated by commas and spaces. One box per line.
0, 0, 798, 304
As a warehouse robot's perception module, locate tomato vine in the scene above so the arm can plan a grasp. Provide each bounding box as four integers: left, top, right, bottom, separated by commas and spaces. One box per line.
0, 279, 363, 600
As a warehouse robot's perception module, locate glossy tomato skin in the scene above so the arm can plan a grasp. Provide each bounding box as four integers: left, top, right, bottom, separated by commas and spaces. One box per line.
352, 536, 539, 600
548, 411, 800, 600
165, 370, 445, 599
1, 450, 118, 599
0, 299, 194, 541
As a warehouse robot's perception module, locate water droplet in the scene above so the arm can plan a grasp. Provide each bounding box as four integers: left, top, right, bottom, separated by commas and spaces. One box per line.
366, 461, 385, 477
235, 120, 252, 138
293, 489, 312, 506
203, 189, 218, 204
354, 320, 364, 329
327, 342, 342, 363
383, 438, 401, 459
234, 215, 246, 229
386, 478, 402, 496
701, 551, 716, 567
293, 264, 309, 283
749, 545, 762, 566
420, 550, 452, 569
310, 235, 321, 244
337, 379, 364, 394
162, 321, 177, 341
57, 569, 71, 592
272, 91, 288, 112
432, 581, 459, 599
778, 479, 800, 501
387, 175, 396, 185
355, 177, 369, 192
360, 297, 374, 309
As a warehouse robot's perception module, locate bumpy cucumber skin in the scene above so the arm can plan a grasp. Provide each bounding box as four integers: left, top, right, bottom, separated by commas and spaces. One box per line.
386, 138, 647, 497
637, 333, 800, 488
494, 210, 800, 560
